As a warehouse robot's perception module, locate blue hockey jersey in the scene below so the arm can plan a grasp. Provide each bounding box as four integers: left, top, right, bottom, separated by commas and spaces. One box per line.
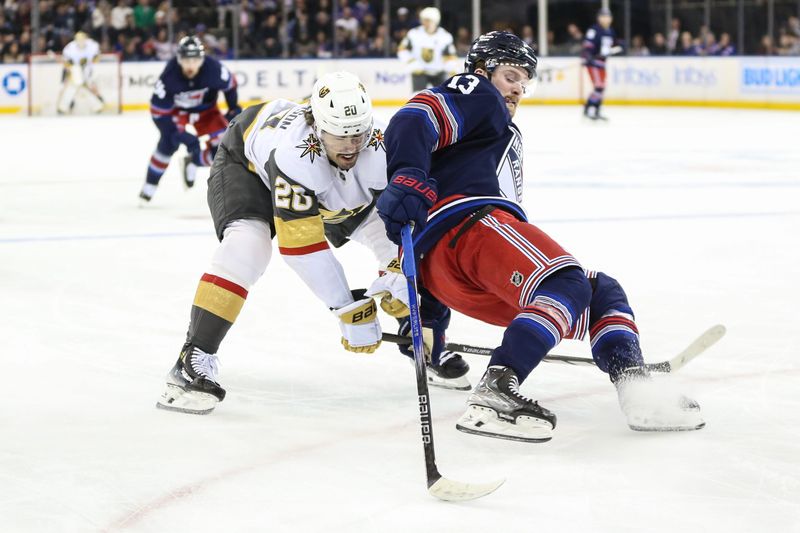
582, 24, 621, 66
149, 56, 238, 119
385, 73, 527, 255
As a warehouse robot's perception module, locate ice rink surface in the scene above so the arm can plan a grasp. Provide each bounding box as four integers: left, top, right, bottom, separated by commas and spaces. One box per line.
2, 105, 799, 533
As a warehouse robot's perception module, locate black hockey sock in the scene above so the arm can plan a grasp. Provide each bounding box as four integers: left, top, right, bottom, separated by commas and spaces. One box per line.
187, 273, 249, 353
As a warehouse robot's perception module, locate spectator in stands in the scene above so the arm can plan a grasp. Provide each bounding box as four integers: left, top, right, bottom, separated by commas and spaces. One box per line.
134, 0, 156, 33
122, 34, 143, 59
787, 16, 800, 38
336, 6, 359, 42
262, 36, 282, 57
110, 0, 133, 42
153, 27, 174, 59
564, 23, 583, 55
75, 2, 92, 33
715, 32, 735, 55
778, 33, 800, 56
0, 13, 14, 40
91, 1, 112, 41
678, 31, 697, 55
361, 12, 377, 39
352, 0, 372, 23
703, 31, 718, 55
369, 31, 386, 57
258, 13, 280, 51
667, 17, 680, 54
18, 28, 31, 55
629, 34, 649, 56
294, 30, 316, 57
650, 32, 667, 55
394, 7, 415, 32
2, 40, 24, 63
454, 26, 471, 56
758, 34, 777, 55
315, 29, 332, 58
217, 36, 233, 59
53, 3, 76, 34
312, 9, 331, 39
334, 22, 355, 57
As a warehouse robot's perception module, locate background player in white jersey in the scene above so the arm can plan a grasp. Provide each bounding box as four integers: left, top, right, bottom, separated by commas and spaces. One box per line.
397, 7, 458, 92
57, 31, 105, 114
156, 72, 469, 415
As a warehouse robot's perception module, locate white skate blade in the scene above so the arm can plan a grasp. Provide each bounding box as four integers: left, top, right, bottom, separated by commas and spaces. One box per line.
156, 383, 218, 415
428, 476, 505, 502
456, 404, 553, 443
427, 372, 471, 391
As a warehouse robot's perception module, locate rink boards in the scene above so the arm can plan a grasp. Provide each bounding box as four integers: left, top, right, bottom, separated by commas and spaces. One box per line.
1, 56, 799, 113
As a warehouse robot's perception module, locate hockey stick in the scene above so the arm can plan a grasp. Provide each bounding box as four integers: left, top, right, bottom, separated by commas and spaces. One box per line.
383, 324, 726, 374
400, 225, 504, 502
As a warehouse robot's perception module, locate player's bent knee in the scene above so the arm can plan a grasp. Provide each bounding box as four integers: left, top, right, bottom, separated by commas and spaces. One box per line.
157, 134, 180, 156
590, 271, 633, 317
529, 267, 592, 337
209, 219, 273, 288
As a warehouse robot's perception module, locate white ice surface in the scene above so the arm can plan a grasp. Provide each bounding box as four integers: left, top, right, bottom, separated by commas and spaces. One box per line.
2, 106, 799, 533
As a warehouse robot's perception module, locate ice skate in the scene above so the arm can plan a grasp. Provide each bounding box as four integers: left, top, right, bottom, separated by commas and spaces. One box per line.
427, 350, 471, 391
139, 183, 157, 203
456, 366, 556, 443
181, 155, 197, 189
613, 367, 704, 431
156, 343, 226, 415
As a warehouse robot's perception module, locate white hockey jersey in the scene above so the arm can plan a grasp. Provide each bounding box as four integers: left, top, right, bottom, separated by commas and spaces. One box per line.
239, 99, 395, 309
62, 39, 100, 73
398, 26, 457, 75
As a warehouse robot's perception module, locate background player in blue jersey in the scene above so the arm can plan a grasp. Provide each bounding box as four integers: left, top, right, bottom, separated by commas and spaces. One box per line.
139, 36, 241, 202
582, 8, 623, 120
377, 31, 704, 443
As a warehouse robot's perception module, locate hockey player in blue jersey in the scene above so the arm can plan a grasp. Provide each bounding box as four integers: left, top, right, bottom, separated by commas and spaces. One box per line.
376, 30, 704, 442
582, 8, 623, 120
139, 36, 242, 202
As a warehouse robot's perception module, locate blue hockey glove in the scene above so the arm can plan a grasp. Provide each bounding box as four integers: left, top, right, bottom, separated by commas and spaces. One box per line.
376, 170, 437, 245
225, 106, 242, 123
396, 309, 449, 365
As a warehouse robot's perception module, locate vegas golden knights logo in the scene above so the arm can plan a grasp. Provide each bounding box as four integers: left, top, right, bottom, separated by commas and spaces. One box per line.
295, 133, 322, 162
319, 86, 330, 98
421, 48, 434, 63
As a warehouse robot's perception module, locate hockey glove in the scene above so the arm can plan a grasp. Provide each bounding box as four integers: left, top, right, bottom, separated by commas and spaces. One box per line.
397, 307, 450, 365
175, 131, 201, 155
225, 105, 243, 123
397, 317, 444, 364
365, 258, 410, 318
376, 170, 437, 245
333, 290, 382, 354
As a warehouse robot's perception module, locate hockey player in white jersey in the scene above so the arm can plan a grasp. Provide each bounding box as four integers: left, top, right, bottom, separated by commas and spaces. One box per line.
156, 72, 470, 414
397, 7, 458, 92
57, 31, 105, 114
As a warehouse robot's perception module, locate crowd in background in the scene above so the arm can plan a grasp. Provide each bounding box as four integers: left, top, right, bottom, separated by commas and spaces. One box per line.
2, 0, 800, 64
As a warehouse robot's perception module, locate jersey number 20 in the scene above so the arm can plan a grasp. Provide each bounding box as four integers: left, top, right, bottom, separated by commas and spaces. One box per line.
274, 176, 312, 211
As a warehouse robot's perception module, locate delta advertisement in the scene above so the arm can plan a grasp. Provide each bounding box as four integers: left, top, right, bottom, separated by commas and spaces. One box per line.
2, 56, 799, 114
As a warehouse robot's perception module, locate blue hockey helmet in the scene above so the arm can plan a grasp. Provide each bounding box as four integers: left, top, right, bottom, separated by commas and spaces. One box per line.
465, 31, 538, 80
178, 35, 205, 59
